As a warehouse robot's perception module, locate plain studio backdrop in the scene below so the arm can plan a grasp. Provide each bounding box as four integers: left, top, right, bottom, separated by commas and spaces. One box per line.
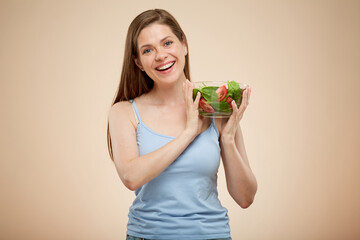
1, 0, 359, 239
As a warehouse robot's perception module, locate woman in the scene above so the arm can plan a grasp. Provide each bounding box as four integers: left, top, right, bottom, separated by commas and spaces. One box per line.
107, 9, 257, 240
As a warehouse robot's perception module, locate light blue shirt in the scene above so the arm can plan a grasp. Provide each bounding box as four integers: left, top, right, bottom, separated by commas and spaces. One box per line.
127, 100, 230, 240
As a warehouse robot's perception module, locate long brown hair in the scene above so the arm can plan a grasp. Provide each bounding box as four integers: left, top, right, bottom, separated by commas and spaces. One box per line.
107, 9, 191, 161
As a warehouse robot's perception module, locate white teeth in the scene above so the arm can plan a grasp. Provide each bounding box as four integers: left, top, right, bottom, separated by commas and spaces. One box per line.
156, 62, 174, 71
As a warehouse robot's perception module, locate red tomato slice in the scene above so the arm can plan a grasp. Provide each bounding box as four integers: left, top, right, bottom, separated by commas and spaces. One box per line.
225, 96, 233, 109
216, 85, 227, 102
199, 98, 215, 113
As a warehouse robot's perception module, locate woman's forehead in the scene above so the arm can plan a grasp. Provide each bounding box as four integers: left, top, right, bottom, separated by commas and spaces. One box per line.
137, 23, 175, 46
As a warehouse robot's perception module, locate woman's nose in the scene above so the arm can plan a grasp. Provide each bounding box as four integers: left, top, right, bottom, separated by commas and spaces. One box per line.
155, 50, 167, 61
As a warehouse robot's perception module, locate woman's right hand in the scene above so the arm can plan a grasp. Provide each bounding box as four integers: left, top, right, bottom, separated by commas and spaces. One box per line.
183, 79, 203, 139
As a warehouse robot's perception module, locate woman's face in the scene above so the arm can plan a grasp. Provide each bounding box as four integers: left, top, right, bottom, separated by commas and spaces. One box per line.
135, 23, 188, 85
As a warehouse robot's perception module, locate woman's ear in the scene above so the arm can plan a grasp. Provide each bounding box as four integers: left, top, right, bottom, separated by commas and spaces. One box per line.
133, 57, 144, 71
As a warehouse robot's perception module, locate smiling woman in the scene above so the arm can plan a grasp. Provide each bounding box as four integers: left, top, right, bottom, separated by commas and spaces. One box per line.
107, 9, 256, 240
134, 23, 187, 84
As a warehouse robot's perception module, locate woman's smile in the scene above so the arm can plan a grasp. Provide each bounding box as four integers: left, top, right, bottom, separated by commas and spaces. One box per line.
155, 61, 176, 73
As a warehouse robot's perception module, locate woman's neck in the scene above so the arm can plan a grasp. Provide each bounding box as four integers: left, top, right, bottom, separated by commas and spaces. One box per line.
146, 76, 187, 106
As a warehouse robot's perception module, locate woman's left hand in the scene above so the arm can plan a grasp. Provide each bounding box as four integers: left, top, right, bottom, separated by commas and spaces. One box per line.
221, 87, 251, 140
219, 87, 257, 208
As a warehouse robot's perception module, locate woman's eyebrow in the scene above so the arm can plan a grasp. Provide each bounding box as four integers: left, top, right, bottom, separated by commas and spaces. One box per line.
139, 36, 172, 50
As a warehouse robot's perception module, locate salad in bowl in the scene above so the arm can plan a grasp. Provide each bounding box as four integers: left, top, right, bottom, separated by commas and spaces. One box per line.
192, 81, 248, 118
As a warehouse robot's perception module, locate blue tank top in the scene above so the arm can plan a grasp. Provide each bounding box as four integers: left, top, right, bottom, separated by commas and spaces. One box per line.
127, 100, 230, 240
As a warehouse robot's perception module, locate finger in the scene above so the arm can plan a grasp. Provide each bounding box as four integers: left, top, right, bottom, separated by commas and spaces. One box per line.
238, 89, 249, 115
194, 91, 201, 107
240, 89, 249, 109
231, 100, 238, 112
227, 105, 238, 126
246, 87, 251, 105
228, 100, 239, 121
188, 82, 196, 102
246, 88, 250, 105
186, 79, 194, 92
186, 81, 192, 101
185, 81, 194, 106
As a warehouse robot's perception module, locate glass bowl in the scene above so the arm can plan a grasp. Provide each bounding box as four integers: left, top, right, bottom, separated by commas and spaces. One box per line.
192, 81, 248, 118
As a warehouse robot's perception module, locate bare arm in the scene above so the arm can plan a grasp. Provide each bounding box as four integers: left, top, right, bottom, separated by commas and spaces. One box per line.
108, 81, 202, 191
217, 88, 257, 208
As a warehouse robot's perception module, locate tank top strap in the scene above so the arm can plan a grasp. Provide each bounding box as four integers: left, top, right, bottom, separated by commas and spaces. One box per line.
129, 99, 142, 124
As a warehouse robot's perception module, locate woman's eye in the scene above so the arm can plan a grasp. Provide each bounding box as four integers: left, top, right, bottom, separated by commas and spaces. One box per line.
164, 41, 173, 46
143, 49, 152, 54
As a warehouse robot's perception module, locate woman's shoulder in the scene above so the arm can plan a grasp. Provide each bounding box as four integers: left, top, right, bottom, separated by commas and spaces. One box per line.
110, 100, 131, 114
108, 100, 137, 128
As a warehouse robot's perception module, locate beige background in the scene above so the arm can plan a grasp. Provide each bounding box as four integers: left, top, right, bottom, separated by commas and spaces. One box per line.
1, 0, 360, 239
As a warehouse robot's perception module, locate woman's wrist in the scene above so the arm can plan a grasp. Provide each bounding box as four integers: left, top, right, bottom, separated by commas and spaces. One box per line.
220, 133, 236, 145
180, 128, 197, 143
